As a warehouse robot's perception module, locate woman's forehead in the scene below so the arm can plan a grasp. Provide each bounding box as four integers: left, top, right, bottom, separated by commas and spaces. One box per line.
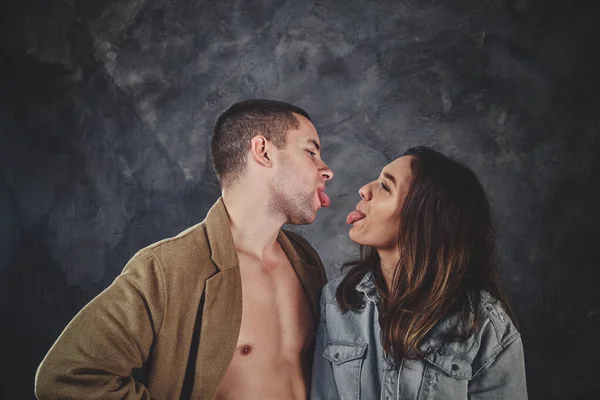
383, 156, 413, 181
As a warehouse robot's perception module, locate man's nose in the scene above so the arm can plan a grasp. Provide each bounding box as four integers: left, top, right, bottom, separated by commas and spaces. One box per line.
320, 162, 334, 181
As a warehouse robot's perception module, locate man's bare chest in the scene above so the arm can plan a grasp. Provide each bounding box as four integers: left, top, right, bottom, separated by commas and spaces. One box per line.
234, 255, 314, 357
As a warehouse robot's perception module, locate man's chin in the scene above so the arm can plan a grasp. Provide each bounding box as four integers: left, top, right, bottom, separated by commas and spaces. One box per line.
291, 217, 316, 225
287, 211, 317, 225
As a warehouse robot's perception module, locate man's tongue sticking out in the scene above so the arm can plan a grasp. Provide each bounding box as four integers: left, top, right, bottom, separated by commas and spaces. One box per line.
318, 189, 330, 207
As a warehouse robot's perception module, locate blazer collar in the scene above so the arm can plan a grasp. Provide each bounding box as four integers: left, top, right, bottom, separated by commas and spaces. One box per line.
204, 197, 318, 270
204, 197, 239, 271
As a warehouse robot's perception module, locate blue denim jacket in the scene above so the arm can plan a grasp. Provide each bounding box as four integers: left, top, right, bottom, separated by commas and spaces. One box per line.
311, 272, 528, 400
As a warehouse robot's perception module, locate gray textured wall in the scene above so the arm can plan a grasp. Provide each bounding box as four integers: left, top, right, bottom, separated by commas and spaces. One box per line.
1, 0, 599, 398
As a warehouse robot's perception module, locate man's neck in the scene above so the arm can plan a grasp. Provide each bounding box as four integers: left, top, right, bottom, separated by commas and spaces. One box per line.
222, 188, 285, 262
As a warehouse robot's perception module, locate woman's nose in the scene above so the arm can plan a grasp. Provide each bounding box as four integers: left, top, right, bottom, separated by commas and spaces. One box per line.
359, 184, 371, 200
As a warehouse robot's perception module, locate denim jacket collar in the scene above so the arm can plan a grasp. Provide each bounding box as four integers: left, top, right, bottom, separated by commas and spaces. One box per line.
356, 270, 381, 304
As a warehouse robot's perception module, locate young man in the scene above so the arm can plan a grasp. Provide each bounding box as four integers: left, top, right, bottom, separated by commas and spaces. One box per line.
35, 99, 334, 400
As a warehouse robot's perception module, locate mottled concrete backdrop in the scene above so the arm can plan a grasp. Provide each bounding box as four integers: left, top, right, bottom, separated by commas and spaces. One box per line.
1, 0, 599, 398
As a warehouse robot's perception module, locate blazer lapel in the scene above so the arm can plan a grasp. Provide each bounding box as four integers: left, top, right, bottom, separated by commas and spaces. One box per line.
277, 230, 324, 325
192, 268, 242, 400
191, 198, 242, 400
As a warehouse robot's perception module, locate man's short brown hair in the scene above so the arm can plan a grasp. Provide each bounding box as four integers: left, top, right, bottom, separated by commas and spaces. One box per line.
210, 99, 311, 187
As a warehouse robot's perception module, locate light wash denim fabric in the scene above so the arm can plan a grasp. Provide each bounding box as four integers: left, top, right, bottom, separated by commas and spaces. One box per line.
311, 272, 528, 400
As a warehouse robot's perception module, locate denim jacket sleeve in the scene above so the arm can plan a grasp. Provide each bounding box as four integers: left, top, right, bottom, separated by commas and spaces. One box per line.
468, 334, 528, 399
311, 291, 340, 400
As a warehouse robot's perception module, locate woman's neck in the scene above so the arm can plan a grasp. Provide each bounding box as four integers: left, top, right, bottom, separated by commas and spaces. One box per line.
377, 248, 399, 293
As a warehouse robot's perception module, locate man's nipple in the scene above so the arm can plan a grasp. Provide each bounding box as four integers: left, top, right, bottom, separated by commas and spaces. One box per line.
240, 344, 252, 356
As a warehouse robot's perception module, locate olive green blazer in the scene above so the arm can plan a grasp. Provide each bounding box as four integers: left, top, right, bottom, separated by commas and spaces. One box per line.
35, 197, 327, 400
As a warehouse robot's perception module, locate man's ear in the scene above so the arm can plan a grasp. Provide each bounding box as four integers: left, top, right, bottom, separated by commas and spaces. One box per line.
250, 135, 272, 167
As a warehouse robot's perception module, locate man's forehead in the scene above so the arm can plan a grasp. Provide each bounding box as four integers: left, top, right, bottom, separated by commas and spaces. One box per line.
304, 138, 321, 151
290, 121, 321, 147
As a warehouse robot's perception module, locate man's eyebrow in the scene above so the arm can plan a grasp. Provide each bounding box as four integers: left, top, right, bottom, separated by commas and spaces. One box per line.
305, 139, 321, 151
383, 172, 396, 187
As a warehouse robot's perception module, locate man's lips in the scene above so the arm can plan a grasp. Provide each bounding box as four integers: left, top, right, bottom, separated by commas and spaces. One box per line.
346, 207, 366, 224
317, 188, 330, 208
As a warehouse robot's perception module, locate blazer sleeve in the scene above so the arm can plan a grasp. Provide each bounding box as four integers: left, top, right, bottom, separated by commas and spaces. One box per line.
468, 335, 529, 400
35, 249, 166, 400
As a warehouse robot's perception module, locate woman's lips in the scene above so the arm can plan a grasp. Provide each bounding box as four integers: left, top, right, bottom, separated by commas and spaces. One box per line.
346, 209, 366, 224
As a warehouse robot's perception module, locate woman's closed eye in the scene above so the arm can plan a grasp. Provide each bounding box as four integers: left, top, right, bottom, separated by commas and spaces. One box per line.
380, 181, 390, 192
307, 150, 316, 157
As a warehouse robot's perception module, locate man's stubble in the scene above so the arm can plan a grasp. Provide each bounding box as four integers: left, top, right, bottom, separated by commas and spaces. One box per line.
268, 155, 315, 225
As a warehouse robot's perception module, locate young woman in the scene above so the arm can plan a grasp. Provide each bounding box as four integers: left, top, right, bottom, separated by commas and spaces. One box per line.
311, 146, 527, 399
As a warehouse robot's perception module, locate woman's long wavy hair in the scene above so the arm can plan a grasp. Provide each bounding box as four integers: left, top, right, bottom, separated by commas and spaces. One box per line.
336, 146, 517, 364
